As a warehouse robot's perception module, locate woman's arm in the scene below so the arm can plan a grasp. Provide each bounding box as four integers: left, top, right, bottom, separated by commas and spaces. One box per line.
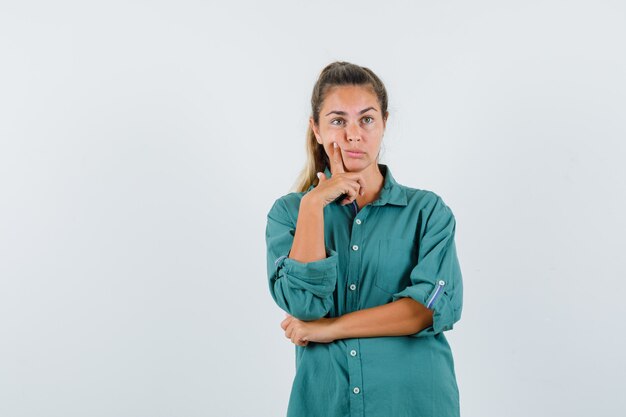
282, 298, 434, 345
329, 298, 434, 339
288, 194, 326, 263
266, 194, 338, 321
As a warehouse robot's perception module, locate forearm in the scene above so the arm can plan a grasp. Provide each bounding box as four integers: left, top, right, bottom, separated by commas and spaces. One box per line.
289, 194, 326, 263
330, 298, 434, 339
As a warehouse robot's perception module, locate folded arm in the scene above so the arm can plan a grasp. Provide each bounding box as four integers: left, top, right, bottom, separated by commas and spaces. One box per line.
329, 297, 434, 339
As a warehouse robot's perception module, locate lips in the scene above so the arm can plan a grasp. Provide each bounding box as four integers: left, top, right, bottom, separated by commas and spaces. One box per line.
344, 149, 365, 158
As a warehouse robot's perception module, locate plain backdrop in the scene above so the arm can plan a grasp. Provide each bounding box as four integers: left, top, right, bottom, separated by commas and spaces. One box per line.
1, 1, 625, 416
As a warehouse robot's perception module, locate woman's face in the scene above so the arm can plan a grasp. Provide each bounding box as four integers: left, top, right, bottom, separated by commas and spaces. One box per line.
310, 85, 388, 173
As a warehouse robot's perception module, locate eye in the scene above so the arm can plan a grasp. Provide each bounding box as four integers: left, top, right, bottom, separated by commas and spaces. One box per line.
330, 118, 344, 126
362, 116, 374, 124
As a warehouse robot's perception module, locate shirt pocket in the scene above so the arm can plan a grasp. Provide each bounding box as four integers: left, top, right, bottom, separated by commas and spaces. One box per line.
374, 237, 417, 294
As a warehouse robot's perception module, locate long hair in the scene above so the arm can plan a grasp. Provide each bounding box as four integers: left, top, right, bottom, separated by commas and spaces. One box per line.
290, 61, 389, 193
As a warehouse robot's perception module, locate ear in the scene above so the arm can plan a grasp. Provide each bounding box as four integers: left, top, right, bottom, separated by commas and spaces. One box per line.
310, 117, 322, 144
383, 111, 389, 129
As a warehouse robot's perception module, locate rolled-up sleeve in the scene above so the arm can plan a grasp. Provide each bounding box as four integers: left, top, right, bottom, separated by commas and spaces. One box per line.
391, 196, 463, 338
265, 198, 338, 321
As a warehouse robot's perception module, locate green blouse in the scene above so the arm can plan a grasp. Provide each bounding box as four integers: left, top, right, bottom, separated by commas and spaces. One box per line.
265, 163, 464, 417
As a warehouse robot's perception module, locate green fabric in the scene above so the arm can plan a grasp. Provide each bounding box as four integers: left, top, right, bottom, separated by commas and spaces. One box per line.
265, 163, 463, 417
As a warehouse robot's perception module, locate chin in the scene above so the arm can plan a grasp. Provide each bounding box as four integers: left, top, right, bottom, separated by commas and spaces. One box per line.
345, 159, 370, 171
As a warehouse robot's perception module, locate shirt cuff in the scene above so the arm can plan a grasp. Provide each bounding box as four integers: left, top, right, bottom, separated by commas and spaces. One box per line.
274, 248, 339, 296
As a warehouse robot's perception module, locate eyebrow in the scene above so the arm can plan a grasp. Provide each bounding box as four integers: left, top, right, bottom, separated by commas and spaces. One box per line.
324, 107, 378, 117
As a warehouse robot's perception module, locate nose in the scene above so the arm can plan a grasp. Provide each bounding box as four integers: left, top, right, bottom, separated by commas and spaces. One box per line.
346, 122, 361, 142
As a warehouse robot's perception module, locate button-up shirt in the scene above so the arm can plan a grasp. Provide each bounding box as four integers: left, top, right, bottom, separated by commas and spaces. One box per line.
265, 163, 463, 417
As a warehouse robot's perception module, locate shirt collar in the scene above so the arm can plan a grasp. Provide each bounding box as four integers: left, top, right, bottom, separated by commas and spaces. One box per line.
306, 163, 407, 207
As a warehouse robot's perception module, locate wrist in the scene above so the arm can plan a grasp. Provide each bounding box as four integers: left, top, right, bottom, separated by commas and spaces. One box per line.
302, 192, 325, 209
327, 316, 345, 341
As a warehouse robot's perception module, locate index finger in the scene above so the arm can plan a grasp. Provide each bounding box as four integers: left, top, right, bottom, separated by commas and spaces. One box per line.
330, 141, 346, 174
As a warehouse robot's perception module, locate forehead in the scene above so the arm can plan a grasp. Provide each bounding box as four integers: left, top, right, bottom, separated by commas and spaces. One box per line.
322, 85, 379, 112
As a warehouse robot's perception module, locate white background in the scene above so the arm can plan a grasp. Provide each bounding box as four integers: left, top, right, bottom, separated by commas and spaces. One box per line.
1, 1, 625, 416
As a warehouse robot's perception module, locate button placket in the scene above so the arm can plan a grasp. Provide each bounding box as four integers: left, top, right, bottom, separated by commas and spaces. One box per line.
346, 206, 371, 313
345, 207, 368, 416
347, 209, 364, 313
346, 339, 364, 415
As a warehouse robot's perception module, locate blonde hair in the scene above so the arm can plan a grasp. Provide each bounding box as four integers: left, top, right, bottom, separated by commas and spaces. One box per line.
290, 61, 390, 193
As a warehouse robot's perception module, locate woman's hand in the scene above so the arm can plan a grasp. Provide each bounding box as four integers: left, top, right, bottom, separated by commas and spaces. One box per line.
280, 313, 339, 347
306, 141, 367, 207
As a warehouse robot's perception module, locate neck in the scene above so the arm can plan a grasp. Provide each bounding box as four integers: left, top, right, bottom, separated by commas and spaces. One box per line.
354, 163, 385, 207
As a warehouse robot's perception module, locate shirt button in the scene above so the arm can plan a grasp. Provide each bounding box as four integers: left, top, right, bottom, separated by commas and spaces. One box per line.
439, 280, 445, 285
349, 284, 356, 291
352, 245, 359, 251
355, 219, 362, 224
350, 349, 357, 356
353, 387, 360, 394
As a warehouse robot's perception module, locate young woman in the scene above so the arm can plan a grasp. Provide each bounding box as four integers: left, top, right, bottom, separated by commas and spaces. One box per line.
265, 61, 464, 417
